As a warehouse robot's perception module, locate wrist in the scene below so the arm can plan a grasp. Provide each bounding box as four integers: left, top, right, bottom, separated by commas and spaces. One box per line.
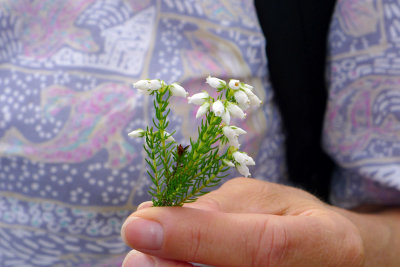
335, 206, 400, 266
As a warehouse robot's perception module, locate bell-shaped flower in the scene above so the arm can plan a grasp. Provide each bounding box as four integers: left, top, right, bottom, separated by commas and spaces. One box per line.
222, 126, 246, 148
188, 92, 209, 105
133, 79, 162, 95
169, 83, 188, 97
128, 128, 145, 138
233, 151, 255, 166
234, 90, 250, 110
212, 100, 225, 117
236, 163, 251, 177
242, 86, 262, 107
222, 159, 235, 167
228, 79, 241, 90
170, 83, 188, 97
227, 102, 246, 119
206, 76, 226, 89
221, 109, 231, 125
163, 131, 175, 142
196, 102, 210, 118
241, 83, 254, 91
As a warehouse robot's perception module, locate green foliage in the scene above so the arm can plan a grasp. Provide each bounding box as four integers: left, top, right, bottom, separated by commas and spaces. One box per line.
143, 88, 228, 206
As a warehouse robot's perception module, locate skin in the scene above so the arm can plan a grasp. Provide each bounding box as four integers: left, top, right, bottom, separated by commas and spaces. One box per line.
120, 178, 400, 267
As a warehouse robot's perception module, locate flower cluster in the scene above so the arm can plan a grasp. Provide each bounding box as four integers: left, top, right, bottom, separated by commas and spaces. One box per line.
128, 77, 262, 206
187, 76, 261, 177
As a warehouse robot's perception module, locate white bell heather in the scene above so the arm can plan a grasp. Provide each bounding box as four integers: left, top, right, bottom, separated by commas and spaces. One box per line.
236, 163, 251, 177
234, 90, 250, 110
228, 79, 241, 90
133, 79, 162, 95
241, 83, 254, 91
212, 100, 225, 117
233, 151, 255, 166
164, 131, 175, 142
222, 159, 235, 167
188, 92, 209, 105
227, 102, 246, 119
170, 83, 188, 97
128, 128, 145, 138
221, 109, 231, 125
222, 126, 246, 148
196, 102, 210, 118
206, 76, 226, 89
241, 86, 262, 107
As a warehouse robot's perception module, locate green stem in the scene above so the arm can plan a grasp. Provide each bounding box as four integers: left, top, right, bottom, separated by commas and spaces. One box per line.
178, 164, 225, 204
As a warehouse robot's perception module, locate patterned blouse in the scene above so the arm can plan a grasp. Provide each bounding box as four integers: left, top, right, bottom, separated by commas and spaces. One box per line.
0, 0, 399, 266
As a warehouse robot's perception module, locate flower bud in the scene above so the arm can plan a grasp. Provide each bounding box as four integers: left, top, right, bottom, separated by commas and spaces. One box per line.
170, 83, 188, 97
212, 100, 225, 117
221, 110, 231, 125
133, 79, 162, 95
227, 102, 246, 119
236, 163, 251, 177
188, 92, 209, 105
196, 102, 210, 118
233, 151, 255, 166
242, 86, 262, 107
206, 76, 226, 89
222, 126, 246, 148
222, 159, 235, 167
228, 79, 241, 90
164, 131, 175, 142
234, 90, 250, 110
128, 128, 145, 138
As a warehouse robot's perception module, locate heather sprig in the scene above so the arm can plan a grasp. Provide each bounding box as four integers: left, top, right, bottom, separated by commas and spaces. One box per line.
129, 77, 262, 206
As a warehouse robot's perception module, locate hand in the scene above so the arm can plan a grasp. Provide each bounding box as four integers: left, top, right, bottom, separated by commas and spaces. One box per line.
120, 178, 369, 266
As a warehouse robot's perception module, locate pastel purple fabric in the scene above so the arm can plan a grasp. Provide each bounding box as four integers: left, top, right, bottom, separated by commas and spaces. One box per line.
0, 0, 285, 265
1, 0, 400, 265
325, 0, 400, 208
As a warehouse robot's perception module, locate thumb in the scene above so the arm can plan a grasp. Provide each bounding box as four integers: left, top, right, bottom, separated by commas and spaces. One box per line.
121, 207, 305, 267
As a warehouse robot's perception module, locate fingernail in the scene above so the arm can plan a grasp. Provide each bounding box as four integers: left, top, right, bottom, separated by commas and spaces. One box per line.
122, 250, 155, 267
137, 201, 152, 210
121, 217, 163, 250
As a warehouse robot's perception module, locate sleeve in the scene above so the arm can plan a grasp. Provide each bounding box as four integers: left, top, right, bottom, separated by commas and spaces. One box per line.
325, 0, 400, 208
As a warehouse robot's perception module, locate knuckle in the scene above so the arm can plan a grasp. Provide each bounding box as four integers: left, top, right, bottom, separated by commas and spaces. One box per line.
340, 226, 365, 266
248, 219, 289, 267
187, 225, 203, 262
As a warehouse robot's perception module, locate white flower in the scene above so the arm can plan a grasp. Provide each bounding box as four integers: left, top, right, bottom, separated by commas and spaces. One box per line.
188, 92, 209, 105
234, 90, 250, 110
212, 100, 225, 117
222, 126, 246, 148
228, 79, 241, 90
221, 110, 230, 125
233, 151, 255, 166
170, 83, 188, 97
242, 86, 262, 107
196, 102, 210, 118
233, 151, 255, 177
206, 76, 226, 89
241, 83, 254, 91
236, 163, 251, 177
227, 102, 246, 119
148, 80, 162, 90
128, 128, 145, 138
133, 79, 162, 95
164, 131, 175, 142
222, 159, 235, 167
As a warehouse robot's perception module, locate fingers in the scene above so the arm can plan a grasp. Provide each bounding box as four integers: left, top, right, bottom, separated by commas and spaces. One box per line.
121, 206, 363, 267
186, 178, 322, 215
137, 201, 153, 210
122, 250, 193, 267
121, 206, 294, 266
